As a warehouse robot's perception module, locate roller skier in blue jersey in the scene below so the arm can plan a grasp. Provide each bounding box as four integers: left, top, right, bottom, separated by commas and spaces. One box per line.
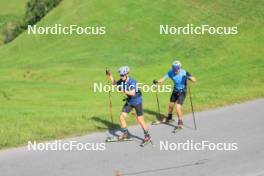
153, 60, 196, 129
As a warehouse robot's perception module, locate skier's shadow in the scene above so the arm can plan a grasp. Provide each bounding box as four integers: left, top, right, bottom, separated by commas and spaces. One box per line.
144, 109, 177, 128
144, 109, 166, 121
90, 116, 120, 130
90, 116, 144, 141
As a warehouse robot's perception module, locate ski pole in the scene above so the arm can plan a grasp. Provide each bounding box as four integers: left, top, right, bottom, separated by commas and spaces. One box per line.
155, 85, 161, 120
188, 84, 197, 130
106, 68, 114, 130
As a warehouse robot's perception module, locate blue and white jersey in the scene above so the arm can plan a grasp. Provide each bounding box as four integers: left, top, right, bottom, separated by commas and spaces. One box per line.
116, 77, 142, 105
163, 69, 191, 91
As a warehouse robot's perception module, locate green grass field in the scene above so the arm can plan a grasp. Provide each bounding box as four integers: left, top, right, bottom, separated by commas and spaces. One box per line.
0, 0, 263, 149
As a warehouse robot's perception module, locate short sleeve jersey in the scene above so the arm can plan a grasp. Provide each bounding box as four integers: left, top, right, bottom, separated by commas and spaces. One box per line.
163, 69, 191, 91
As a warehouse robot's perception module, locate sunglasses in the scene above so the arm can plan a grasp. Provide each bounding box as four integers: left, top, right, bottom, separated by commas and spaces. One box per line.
120, 74, 126, 77
172, 65, 180, 72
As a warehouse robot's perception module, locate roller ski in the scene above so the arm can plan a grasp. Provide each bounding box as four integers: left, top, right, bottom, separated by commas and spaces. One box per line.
140, 136, 153, 147
151, 118, 175, 125
106, 133, 132, 143
172, 126, 183, 133
172, 120, 183, 133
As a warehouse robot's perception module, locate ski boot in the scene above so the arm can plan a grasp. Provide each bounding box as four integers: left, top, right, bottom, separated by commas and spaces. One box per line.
140, 131, 152, 147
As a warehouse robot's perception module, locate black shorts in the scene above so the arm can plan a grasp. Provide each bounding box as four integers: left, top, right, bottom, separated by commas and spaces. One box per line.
170, 90, 186, 105
122, 103, 143, 116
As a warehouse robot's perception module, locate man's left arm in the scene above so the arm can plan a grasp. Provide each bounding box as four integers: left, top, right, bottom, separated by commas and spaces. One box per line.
187, 72, 197, 83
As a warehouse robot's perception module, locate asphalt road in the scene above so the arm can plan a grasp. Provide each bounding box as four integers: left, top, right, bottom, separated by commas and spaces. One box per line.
1, 99, 264, 176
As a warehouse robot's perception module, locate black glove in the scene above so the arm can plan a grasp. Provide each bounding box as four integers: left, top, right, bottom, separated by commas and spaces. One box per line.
118, 86, 122, 91
153, 80, 158, 84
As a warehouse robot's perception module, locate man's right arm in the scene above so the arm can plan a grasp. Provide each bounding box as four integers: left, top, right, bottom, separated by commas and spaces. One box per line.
153, 73, 169, 85
106, 69, 116, 85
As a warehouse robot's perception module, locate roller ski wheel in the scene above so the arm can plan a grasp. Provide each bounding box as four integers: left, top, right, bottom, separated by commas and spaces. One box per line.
172, 126, 183, 133
140, 136, 153, 147
151, 118, 175, 125
106, 133, 132, 142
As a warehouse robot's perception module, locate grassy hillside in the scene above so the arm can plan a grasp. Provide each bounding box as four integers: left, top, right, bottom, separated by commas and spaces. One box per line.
0, 0, 28, 44
0, 0, 263, 148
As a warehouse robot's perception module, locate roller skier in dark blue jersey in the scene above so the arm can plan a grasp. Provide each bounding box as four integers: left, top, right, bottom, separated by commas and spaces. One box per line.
106, 66, 151, 146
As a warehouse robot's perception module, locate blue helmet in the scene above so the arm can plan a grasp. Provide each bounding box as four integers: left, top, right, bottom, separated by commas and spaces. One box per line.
118, 66, 130, 75
172, 60, 181, 72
